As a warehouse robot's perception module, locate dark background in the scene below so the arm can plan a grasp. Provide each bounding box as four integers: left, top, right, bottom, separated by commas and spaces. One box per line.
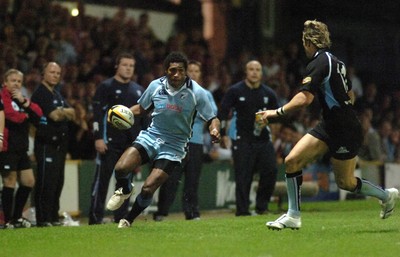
81, 0, 400, 90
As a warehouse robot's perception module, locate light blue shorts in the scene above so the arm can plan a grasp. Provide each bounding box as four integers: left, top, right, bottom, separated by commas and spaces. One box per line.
134, 130, 186, 163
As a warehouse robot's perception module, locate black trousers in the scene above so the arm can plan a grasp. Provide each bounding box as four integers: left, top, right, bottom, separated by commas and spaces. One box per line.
88, 148, 130, 224
232, 139, 278, 215
156, 143, 203, 219
34, 142, 67, 224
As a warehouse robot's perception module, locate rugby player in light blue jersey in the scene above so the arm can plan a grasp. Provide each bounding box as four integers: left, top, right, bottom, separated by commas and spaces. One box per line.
106, 52, 221, 228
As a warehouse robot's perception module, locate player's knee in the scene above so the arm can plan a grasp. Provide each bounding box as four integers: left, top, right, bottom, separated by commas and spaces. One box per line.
115, 158, 132, 174
284, 155, 301, 171
336, 178, 354, 191
141, 184, 155, 198
23, 178, 35, 188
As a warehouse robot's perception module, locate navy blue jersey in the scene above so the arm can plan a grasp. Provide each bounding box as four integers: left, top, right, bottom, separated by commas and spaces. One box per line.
31, 84, 70, 146
302, 49, 363, 159
218, 81, 279, 142
301, 49, 354, 121
92, 77, 146, 149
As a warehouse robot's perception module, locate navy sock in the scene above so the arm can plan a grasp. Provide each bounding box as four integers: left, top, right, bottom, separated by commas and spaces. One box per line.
13, 186, 32, 220
1, 187, 15, 223
115, 171, 133, 194
126, 193, 152, 223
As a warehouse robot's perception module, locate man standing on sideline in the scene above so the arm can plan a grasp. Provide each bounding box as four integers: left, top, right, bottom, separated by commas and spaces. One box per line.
106, 52, 221, 228
89, 53, 147, 225
153, 60, 218, 221
31, 62, 75, 227
0, 69, 42, 228
218, 60, 279, 216
261, 20, 398, 230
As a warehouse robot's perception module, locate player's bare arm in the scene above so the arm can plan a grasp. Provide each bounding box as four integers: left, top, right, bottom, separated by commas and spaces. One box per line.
257, 91, 314, 122
130, 104, 146, 116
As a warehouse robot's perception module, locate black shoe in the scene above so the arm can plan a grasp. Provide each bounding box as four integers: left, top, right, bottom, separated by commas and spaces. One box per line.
37, 222, 53, 227
235, 212, 251, 217
12, 218, 32, 228
51, 221, 62, 226
3, 222, 15, 229
153, 213, 166, 222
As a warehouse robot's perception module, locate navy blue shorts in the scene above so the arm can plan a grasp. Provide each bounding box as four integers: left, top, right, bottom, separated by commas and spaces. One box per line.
309, 115, 363, 160
0, 151, 32, 173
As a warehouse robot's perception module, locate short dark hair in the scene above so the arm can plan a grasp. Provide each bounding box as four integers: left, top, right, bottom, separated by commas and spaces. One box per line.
115, 52, 135, 66
188, 60, 202, 69
163, 52, 188, 71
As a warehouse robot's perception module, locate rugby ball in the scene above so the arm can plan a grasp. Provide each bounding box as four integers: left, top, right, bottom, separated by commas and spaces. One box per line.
107, 105, 134, 130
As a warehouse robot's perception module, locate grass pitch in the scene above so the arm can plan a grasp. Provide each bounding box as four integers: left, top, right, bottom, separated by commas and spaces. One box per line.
1, 199, 399, 257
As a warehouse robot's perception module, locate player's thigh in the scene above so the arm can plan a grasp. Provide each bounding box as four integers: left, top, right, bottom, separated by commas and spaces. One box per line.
285, 134, 328, 172
19, 168, 35, 187
115, 146, 141, 172
331, 157, 358, 190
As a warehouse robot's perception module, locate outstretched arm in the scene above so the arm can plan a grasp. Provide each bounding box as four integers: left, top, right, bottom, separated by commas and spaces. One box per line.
257, 91, 314, 122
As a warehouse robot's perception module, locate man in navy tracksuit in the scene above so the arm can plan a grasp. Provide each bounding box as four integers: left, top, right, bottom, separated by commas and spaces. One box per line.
31, 62, 76, 227
88, 53, 148, 225
218, 60, 279, 216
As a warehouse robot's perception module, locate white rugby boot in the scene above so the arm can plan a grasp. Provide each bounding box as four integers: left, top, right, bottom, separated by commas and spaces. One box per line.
106, 183, 135, 211
266, 214, 301, 230
118, 219, 131, 228
380, 188, 399, 219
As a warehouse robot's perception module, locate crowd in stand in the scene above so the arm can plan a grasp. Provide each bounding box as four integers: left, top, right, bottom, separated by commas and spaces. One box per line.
1, 1, 400, 166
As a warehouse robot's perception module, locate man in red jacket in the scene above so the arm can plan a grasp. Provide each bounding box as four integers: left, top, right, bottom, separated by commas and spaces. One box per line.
0, 69, 43, 228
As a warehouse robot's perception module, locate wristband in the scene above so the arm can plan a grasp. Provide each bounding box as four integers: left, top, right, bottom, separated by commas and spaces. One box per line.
276, 107, 286, 116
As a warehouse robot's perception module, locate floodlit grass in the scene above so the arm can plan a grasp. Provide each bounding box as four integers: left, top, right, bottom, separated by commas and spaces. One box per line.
1, 199, 400, 257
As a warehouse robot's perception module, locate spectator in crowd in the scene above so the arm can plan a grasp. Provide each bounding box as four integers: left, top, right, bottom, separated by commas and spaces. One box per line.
354, 82, 380, 124
261, 20, 398, 230
358, 108, 384, 162
31, 62, 75, 227
153, 60, 218, 221
88, 52, 147, 225
347, 66, 363, 100
0, 69, 42, 228
273, 122, 299, 165
218, 60, 279, 216
106, 52, 221, 228
378, 119, 394, 162
0, 101, 4, 152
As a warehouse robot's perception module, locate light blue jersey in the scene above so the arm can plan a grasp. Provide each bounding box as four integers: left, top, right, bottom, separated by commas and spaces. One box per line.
190, 90, 217, 145
135, 76, 217, 162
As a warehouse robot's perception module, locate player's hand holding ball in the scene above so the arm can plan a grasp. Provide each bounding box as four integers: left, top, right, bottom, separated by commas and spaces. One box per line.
107, 105, 134, 130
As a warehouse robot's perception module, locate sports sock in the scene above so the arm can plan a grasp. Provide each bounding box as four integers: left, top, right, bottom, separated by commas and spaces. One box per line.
13, 186, 32, 220
286, 171, 303, 218
125, 193, 152, 223
1, 187, 15, 223
354, 177, 388, 201
114, 170, 133, 194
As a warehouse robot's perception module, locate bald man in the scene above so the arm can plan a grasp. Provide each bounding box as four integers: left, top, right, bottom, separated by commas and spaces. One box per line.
218, 60, 280, 216
31, 62, 75, 227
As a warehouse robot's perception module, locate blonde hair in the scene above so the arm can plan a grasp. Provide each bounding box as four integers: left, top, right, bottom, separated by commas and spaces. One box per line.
302, 20, 331, 49
3, 68, 23, 82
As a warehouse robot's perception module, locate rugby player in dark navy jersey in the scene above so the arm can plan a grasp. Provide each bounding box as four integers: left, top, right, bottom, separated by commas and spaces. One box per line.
218, 60, 279, 216
88, 53, 148, 225
258, 20, 398, 230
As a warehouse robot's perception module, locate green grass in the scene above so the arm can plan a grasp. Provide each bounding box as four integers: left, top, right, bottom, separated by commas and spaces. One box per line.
1, 199, 400, 257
